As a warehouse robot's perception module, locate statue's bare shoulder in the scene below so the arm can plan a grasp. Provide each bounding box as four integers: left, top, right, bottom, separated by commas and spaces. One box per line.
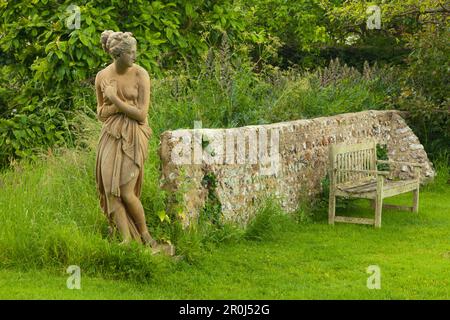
96, 64, 116, 84
95, 67, 107, 86
133, 64, 150, 82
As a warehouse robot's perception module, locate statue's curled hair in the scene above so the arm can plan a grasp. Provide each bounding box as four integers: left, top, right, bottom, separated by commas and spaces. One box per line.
100, 30, 136, 58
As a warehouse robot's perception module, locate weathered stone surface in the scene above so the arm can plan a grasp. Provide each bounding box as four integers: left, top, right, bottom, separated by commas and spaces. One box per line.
158, 110, 435, 226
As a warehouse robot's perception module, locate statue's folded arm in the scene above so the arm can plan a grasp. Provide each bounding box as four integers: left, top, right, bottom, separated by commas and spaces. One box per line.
97, 103, 120, 122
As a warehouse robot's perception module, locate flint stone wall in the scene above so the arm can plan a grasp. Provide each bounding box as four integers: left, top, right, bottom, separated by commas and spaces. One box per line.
159, 110, 435, 226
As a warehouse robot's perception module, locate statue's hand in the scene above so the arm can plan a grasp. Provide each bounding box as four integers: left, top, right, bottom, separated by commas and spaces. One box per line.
104, 85, 117, 101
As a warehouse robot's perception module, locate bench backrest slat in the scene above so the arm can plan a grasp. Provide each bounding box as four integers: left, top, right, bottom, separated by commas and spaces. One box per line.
329, 141, 377, 185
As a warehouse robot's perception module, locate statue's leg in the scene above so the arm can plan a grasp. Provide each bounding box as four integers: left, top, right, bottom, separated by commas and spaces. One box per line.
120, 177, 155, 246
108, 195, 131, 243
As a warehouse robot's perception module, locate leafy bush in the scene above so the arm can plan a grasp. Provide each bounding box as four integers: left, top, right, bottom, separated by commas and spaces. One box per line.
265, 59, 398, 122
2, 0, 447, 167
395, 26, 449, 160
0, 0, 266, 167
244, 200, 295, 242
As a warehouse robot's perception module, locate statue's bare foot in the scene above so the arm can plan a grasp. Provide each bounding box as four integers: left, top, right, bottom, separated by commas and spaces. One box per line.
150, 242, 175, 256
108, 226, 115, 238
139, 231, 175, 256
159, 243, 175, 256
141, 231, 157, 247
118, 239, 131, 246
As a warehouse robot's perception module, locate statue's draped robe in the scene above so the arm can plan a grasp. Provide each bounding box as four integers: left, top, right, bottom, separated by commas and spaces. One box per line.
95, 82, 152, 241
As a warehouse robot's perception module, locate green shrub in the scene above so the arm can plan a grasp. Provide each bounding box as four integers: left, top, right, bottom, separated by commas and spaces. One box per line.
0, 0, 268, 167
422, 152, 450, 193
244, 200, 295, 242
265, 59, 397, 123
395, 26, 450, 160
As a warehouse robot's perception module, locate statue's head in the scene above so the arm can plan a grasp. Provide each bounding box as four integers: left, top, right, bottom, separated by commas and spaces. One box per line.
101, 30, 137, 67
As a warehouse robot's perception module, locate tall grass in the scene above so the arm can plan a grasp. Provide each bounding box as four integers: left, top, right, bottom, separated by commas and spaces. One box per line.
0, 115, 447, 280
0, 119, 173, 281
147, 57, 397, 144
244, 200, 296, 242
0, 129, 299, 275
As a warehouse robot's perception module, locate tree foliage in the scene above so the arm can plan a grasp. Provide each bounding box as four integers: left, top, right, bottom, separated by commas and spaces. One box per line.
0, 0, 264, 165
0, 0, 448, 166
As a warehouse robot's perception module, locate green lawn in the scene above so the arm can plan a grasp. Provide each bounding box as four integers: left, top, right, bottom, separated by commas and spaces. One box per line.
1, 186, 449, 300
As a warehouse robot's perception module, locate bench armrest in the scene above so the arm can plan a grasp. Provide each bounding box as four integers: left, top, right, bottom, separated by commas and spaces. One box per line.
377, 160, 423, 168
334, 169, 390, 176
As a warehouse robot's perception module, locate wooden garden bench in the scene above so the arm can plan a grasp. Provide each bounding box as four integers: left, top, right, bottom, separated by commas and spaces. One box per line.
328, 141, 421, 228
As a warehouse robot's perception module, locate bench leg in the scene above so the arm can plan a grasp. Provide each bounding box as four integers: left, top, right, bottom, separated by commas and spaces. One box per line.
375, 197, 382, 228
328, 194, 336, 225
412, 188, 419, 213
374, 176, 384, 228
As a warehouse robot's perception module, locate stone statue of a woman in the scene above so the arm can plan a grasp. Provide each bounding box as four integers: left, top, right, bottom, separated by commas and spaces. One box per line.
95, 30, 172, 254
